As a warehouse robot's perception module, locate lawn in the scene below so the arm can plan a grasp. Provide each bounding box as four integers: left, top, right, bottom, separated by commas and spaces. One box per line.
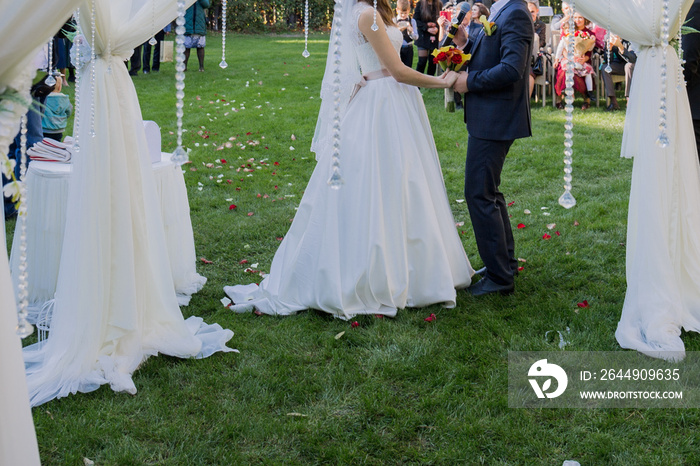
6, 32, 700, 464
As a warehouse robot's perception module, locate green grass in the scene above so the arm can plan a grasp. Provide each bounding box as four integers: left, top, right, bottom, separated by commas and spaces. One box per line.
6, 33, 700, 465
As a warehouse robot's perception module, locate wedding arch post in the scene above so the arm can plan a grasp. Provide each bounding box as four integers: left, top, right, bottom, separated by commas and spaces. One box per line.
574, 0, 698, 360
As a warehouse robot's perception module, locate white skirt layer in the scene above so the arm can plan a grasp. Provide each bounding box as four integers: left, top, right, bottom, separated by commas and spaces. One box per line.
225, 77, 473, 320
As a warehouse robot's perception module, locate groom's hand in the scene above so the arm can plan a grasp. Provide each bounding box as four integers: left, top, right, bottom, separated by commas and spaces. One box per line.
453, 71, 469, 94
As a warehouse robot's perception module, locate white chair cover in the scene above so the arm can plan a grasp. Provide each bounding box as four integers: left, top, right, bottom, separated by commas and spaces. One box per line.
23, 0, 235, 407
0, 0, 83, 462
575, 0, 700, 360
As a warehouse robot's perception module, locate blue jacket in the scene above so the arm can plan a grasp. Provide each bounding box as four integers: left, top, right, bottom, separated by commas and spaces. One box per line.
42, 93, 72, 133
185, 0, 210, 36
463, 0, 533, 141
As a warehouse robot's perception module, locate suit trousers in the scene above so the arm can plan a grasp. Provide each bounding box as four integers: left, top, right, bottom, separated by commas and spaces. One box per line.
602, 61, 634, 98
465, 135, 516, 286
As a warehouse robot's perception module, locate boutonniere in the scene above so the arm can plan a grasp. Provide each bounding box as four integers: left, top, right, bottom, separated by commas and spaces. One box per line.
479, 15, 497, 36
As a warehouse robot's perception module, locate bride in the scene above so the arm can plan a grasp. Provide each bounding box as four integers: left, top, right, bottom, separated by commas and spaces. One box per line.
224, 0, 474, 319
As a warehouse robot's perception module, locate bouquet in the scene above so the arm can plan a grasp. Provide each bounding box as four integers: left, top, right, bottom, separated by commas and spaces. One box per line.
432, 46, 471, 112
432, 45, 471, 73
572, 29, 596, 64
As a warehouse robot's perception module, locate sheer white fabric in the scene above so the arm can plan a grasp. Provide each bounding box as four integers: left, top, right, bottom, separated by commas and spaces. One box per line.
0, 0, 84, 462
575, 0, 698, 360
22, 0, 235, 407
225, 10, 473, 319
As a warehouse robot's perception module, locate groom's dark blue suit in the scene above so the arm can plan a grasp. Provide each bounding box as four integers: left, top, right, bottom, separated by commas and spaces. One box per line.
462, 0, 533, 288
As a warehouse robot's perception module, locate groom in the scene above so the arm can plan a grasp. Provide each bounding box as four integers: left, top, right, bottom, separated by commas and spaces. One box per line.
453, 0, 533, 296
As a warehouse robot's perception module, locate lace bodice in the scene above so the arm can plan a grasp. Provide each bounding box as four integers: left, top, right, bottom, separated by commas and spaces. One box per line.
351, 3, 403, 74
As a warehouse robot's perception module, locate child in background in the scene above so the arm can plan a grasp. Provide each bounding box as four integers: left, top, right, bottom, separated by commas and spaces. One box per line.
41, 76, 72, 141
395, 0, 419, 68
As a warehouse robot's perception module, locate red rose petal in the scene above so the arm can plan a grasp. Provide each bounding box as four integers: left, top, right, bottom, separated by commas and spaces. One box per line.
508, 201, 515, 207
517, 223, 526, 229
200, 257, 213, 264
375, 314, 384, 319
276, 237, 284, 241
542, 233, 551, 240
247, 212, 254, 216
518, 266, 524, 271
254, 310, 263, 316
424, 313, 436, 322
239, 259, 249, 264
351, 321, 360, 328
229, 204, 237, 210
221, 159, 227, 164
556, 231, 561, 236
577, 300, 589, 308
274, 161, 280, 166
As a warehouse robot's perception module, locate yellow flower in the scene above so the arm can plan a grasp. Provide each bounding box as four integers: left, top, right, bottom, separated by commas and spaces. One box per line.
479, 15, 497, 36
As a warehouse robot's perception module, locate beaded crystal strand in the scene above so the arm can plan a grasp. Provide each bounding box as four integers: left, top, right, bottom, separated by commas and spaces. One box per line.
657, 0, 671, 148
172, 0, 189, 164
89, 0, 97, 137
327, 0, 344, 188
149, 0, 158, 46
605, 0, 612, 74
678, 2, 686, 92
73, 8, 81, 153
220, 0, 229, 68
302, 0, 311, 58
46, 38, 56, 86
16, 116, 33, 338
558, 1, 576, 209
371, 0, 379, 31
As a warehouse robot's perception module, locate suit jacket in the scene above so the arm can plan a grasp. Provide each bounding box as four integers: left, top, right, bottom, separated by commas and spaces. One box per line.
463, 0, 533, 141
684, 0, 700, 120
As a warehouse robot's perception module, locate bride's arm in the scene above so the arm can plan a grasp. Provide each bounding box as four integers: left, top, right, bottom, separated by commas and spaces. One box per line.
358, 9, 456, 89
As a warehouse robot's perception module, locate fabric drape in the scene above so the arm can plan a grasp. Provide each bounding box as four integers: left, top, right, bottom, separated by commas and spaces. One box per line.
575, 0, 700, 360
22, 0, 235, 407
0, 1, 84, 463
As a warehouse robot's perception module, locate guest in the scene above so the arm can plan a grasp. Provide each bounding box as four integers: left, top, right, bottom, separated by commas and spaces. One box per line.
41, 76, 72, 141
2, 77, 53, 219
54, 19, 75, 87
527, 0, 547, 97
438, 3, 489, 51
528, 1, 546, 50
601, 34, 636, 111
684, 0, 700, 160
551, 2, 571, 34
414, 0, 441, 76
184, 0, 211, 72
395, 0, 419, 68
129, 45, 142, 76
554, 14, 596, 110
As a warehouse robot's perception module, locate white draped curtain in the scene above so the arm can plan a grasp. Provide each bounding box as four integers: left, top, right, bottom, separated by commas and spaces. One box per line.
575, 0, 700, 359
1, 1, 83, 463
22, 0, 235, 407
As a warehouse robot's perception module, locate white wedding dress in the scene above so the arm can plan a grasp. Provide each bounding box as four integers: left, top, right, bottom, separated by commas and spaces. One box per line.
224, 4, 473, 320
